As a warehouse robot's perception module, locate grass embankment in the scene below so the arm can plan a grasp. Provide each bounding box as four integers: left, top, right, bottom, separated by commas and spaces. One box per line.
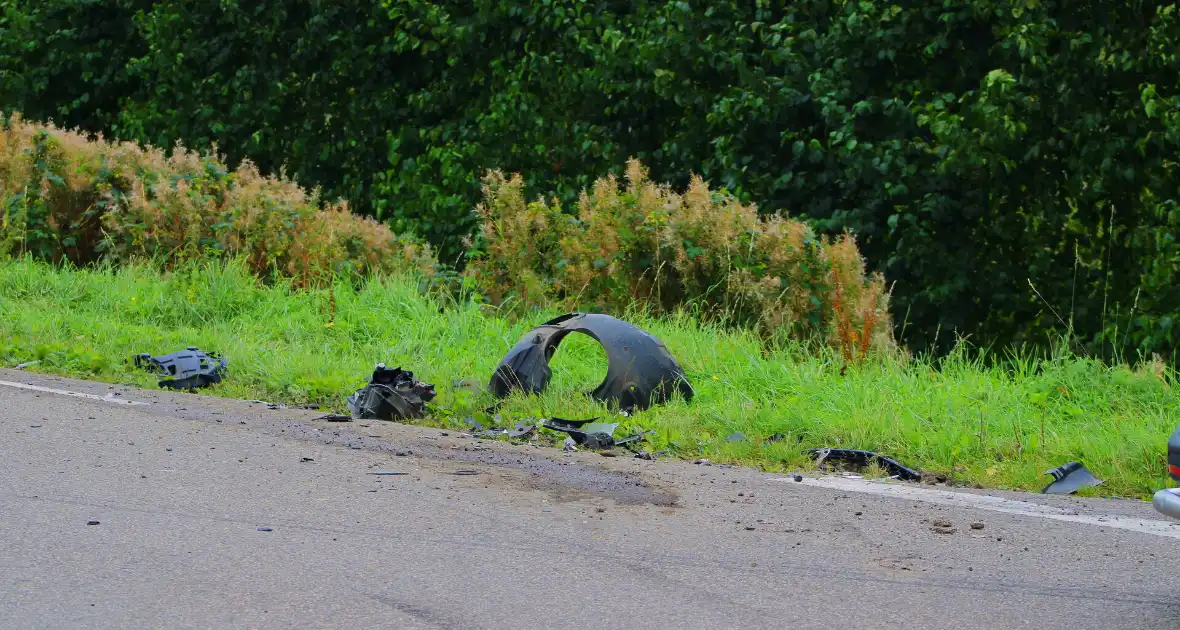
1, 257, 1175, 498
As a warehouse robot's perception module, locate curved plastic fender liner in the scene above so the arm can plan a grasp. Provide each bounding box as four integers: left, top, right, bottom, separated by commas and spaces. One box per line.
488, 313, 693, 411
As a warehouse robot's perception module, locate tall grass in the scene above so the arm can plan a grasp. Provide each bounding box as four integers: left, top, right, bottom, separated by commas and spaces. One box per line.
1, 257, 1175, 498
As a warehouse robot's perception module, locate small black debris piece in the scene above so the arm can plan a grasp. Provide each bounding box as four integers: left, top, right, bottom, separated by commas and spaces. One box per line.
453, 469, 480, 476
767, 433, 786, 443
300, 457, 314, 463
134, 347, 227, 390
793, 474, 803, 482
346, 364, 436, 421
256, 527, 273, 532
370, 471, 408, 476
1041, 461, 1103, 494
508, 419, 537, 440
808, 448, 922, 482
463, 416, 486, 432
315, 414, 352, 422
488, 313, 694, 411
87, 520, 100, 526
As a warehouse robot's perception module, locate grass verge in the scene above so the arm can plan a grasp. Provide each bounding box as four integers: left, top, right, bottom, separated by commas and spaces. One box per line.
1, 256, 1176, 498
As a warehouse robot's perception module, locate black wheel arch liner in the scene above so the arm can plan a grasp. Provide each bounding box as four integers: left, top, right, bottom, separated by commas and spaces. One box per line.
488, 313, 694, 411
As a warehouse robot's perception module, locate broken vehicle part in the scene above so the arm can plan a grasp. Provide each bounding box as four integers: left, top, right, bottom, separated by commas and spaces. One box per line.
508, 419, 537, 439
346, 364, 436, 421
542, 417, 649, 450
1153, 488, 1180, 520
134, 347, 227, 390
808, 448, 922, 482
1041, 461, 1103, 494
488, 313, 694, 411
1168, 424, 1180, 483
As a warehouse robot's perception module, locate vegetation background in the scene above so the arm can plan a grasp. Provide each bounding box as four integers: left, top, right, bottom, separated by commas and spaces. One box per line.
3, 0, 1178, 362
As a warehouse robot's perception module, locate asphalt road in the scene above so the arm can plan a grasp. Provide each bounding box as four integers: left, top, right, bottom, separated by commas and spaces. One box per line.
2, 369, 1179, 629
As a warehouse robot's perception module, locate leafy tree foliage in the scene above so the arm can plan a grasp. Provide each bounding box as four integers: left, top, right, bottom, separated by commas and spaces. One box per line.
2, 0, 1178, 359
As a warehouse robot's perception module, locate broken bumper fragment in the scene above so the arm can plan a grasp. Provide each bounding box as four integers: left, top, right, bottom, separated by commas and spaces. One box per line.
134, 346, 228, 390
488, 313, 694, 412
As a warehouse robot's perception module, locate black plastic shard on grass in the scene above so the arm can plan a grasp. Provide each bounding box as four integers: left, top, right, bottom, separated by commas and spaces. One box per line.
1041, 461, 1104, 494
808, 448, 922, 482
133, 347, 227, 390
488, 313, 694, 412
347, 364, 436, 421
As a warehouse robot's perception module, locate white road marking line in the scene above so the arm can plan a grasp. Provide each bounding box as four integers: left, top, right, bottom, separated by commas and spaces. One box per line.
784, 475, 1180, 540
0, 380, 150, 406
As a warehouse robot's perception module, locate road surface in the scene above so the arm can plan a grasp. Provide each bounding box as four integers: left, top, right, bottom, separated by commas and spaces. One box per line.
2, 369, 1179, 629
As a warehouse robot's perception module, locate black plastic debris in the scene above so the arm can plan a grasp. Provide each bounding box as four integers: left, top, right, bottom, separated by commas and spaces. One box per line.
315, 414, 352, 422
1042, 461, 1103, 494
542, 417, 650, 450
808, 448, 922, 482
488, 313, 694, 412
346, 364, 436, 421
463, 416, 486, 433
508, 419, 537, 439
134, 347, 227, 390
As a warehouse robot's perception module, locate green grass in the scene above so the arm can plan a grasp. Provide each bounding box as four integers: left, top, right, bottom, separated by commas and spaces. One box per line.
1, 256, 1176, 499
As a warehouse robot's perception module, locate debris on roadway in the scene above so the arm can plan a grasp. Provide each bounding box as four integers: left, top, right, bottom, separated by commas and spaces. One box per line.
1041, 461, 1103, 494
487, 313, 694, 412
346, 364, 436, 421
134, 346, 228, 390
541, 417, 651, 450
808, 447, 922, 482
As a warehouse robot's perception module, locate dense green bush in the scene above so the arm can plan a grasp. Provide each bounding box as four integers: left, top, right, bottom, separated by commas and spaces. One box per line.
2, 0, 1179, 361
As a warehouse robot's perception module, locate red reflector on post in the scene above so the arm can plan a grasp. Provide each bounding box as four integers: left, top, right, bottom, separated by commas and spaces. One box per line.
1169, 464, 1180, 477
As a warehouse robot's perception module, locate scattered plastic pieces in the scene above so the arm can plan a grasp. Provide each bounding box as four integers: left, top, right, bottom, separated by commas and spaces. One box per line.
541, 417, 649, 450
134, 347, 227, 390
808, 448, 922, 481
488, 313, 694, 412
346, 364, 435, 421
1041, 461, 1103, 494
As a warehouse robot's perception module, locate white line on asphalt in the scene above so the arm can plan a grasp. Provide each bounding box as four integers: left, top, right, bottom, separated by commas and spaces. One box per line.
0, 380, 150, 406
785, 475, 1180, 540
